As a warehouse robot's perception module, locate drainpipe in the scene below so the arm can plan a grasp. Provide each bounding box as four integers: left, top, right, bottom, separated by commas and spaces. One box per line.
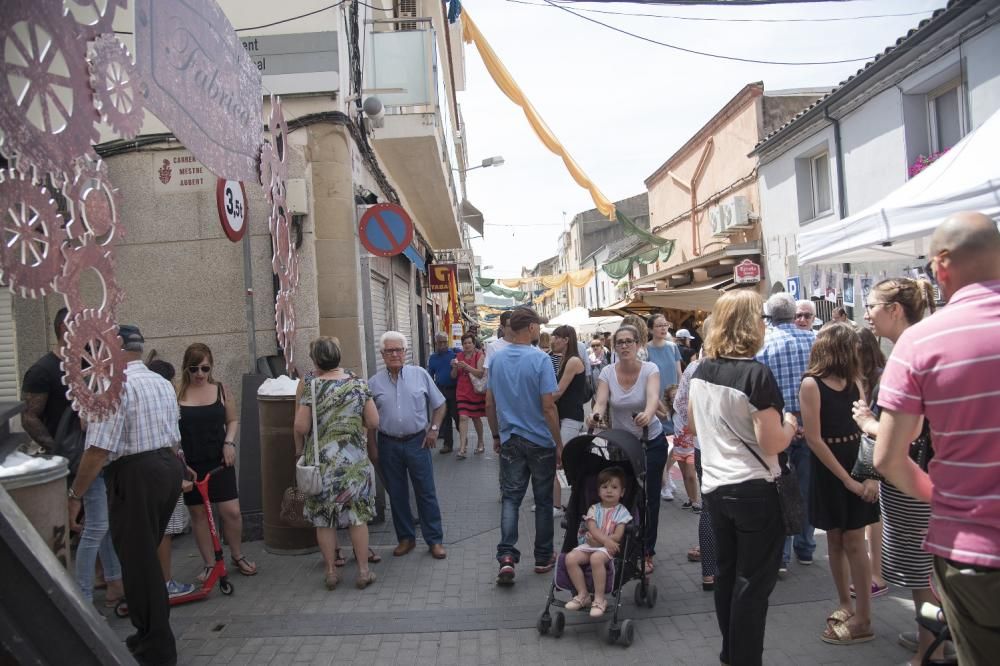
825, 107, 848, 219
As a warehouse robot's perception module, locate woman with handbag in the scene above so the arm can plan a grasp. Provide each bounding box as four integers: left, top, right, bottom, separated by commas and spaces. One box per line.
852, 278, 945, 665
451, 333, 486, 459
551, 325, 587, 516
293, 337, 380, 590
687, 291, 798, 666
799, 323, 880, 645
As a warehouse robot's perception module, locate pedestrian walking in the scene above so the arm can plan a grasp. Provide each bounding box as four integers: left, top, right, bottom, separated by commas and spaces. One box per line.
795, 300, 818, 331
293, 337, 380, 590
427, 333, 458, 454
588, 323, 665, 576
688, 291, 798, 666
486, 307, 562, 585
675, 328, 696, 369
852, 277, 946, 663
66, 324, 185, 665
368, 331, 448, 560
484, 310, 514, 372
452, 332, 486, 458
177, 343, 257, 582
551, 324, 587, 515
875, 212, 1000, 665
756, 292, 816, 573
800, 322, 879, 645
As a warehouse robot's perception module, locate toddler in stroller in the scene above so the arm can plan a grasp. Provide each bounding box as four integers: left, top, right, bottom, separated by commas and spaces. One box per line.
537, 429, 657, 647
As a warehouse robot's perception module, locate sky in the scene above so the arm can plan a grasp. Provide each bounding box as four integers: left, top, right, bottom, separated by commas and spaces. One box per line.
458, 0, 947, 280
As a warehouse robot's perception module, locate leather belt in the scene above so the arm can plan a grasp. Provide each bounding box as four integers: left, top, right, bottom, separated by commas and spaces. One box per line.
379, 430, 425, 442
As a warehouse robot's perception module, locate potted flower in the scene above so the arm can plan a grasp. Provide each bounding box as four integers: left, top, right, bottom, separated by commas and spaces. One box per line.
909, 148, 949, 178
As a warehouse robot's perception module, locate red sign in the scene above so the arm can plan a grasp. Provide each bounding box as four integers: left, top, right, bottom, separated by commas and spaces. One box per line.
733, 259, 761, 284
216, 179, 248, 242
429, 264, 456, 293
358, 203, 413, 257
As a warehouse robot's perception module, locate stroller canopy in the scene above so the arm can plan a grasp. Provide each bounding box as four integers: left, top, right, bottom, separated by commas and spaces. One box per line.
561, 429, 647, 487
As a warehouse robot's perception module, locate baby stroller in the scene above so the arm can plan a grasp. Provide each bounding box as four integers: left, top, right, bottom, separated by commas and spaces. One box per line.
537, 429, 656, 647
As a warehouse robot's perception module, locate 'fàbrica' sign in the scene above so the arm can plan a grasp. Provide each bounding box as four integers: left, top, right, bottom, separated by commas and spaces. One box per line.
134, 0, 261, 183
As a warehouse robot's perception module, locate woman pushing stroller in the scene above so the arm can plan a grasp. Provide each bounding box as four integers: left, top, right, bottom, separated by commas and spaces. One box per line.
564, 467, 631, 618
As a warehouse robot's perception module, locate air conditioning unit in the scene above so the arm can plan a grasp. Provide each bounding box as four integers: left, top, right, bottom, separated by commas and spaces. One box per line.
711, 196, 753, 236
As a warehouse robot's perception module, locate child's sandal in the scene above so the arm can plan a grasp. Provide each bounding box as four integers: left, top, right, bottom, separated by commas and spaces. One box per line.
565, 593, 591, 611
589, 598, 607, 618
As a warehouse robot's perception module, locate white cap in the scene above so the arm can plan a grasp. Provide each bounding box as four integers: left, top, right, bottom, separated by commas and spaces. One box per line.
675, 329, 694, 340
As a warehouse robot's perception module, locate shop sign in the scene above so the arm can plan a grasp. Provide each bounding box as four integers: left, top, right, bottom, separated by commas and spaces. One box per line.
153, 150, 215, 193
429, 264, 456, 293
733, 259, 761, 285
239, 32, 339, 95
216, 179, 248, 242
786, 276, 801, 300
134, 0, 262, 182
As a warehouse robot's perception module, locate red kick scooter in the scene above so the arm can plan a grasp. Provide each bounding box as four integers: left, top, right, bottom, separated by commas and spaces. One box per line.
115, 466, 233, 618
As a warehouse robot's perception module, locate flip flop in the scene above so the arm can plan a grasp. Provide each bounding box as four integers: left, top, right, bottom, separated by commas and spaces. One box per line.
195, 566, 213, 584
849, 581, 889, 598
367, 548, 382, 563
231, 555, 258, 576
687, 547, 701, 562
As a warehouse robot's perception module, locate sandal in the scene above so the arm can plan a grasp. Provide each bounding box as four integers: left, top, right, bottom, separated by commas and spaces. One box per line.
475, 444, 485, 455
825, 608, 854, 628
324, 570, 340, 590
231, 555, 258, 576
195, 565, 213, 584
334, 548, 346, 567
589, 598, 607, 618
644, 555, 655, 575
821, 620, 874, 645
849, 581, 889, 598
565, 593, 592, 611
367, 548, 382, 563
687, 547, 701, 562
356, 570, 377, 589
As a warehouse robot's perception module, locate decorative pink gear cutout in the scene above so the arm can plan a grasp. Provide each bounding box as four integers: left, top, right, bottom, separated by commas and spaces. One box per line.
55, 238, 123, 317
0, 3, 101, 185
88, 35, 144, 140
0, 169, 68, 298
62, 0, 129, 40
64, 156, 120, 242
275, 289, 296, 369
60, 308, 127, 422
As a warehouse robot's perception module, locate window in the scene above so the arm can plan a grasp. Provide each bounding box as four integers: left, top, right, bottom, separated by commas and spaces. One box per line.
928, 81, 965, 152
795, 146, 833, 224
809, 153, 832, 218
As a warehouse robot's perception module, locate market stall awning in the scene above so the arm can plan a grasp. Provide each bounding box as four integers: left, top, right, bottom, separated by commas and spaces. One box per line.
591, 276, 735, 317
632, 242, 760, 287
462, 199, 484, 236
799, 106, 1000, 264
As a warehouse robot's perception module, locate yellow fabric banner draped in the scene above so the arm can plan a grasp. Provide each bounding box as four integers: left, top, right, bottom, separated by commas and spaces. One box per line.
497, 268, 595, 290
461, 11, 615, 221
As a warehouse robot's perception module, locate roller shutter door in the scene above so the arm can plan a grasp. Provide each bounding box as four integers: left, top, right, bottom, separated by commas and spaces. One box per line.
393, 275, 412, 365
0, 292, 17, 401
370, 272, 390, 375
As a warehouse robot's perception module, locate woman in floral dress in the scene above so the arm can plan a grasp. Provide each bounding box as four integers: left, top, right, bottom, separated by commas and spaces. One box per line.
294, 337, 380, 590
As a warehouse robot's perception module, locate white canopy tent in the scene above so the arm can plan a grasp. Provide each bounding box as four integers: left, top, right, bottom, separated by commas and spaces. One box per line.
798, 106, 1000, 264
544, 307, 622, 336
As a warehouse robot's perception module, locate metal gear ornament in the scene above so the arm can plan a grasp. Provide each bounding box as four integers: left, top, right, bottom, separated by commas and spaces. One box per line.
63, 156, 120, 242
62, 0, 129, 41
0, 169, 68, 298
0, 2, 101, 184
55, 238, 123, 317
260, 96, 289, 196
88, 35, 144, 140
274, 288, 296, 369
60, 309, 127, 421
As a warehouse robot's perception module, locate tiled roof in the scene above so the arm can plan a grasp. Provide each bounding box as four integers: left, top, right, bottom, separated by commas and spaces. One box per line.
751, 0, 969, 155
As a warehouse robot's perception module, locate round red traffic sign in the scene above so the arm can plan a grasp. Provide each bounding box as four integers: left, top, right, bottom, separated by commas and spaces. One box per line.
359, 203, 413, 257
216, 179, 248, 242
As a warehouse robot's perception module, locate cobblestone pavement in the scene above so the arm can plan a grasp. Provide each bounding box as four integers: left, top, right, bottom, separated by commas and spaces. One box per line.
101, 427, 925, 665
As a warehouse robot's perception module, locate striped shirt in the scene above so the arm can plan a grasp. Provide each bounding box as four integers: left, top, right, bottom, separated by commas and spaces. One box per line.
878, 280, 1000, 569
755, 323, 814, 414
578, 502, 632, 545
85, 361, 181, 461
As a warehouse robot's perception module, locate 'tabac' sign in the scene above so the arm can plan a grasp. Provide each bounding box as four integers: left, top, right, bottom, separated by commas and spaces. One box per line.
358, 203, 414, 257
429, 264, 456, 293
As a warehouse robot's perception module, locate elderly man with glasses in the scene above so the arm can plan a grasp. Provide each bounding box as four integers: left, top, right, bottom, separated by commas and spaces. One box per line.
367, 331, 448, 559
756, 292, 817, 575
794, 300, 818, 331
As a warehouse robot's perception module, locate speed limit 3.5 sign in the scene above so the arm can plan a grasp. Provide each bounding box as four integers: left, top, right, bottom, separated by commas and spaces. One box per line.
216, 179, 249, 242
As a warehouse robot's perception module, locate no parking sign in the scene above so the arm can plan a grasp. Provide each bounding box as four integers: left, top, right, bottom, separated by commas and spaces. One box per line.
359, 203, 414, 257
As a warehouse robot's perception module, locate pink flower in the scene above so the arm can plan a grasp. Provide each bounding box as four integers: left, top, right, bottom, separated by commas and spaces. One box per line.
909, 148, 949, 178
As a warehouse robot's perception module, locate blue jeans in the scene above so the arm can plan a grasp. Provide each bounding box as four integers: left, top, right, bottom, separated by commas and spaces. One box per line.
782, 437, 816, 564
496, 435, 556, 566
378, 432, 444, 545
75, 471, 122, 602
643, 433, 668, 557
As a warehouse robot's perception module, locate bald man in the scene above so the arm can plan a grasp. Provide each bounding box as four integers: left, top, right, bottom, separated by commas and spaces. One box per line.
873, 212, 1000, 664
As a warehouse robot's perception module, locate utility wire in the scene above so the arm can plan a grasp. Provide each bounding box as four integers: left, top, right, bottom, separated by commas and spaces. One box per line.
506, 0, 933, 23
540, 0, 884, 65
114, 0, 348, 35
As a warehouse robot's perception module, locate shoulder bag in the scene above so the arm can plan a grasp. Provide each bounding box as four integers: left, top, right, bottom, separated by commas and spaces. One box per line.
53, 405, 84, 476
295, 379, 323, 496
741, 438, 805, 536
469, 353, 488, 394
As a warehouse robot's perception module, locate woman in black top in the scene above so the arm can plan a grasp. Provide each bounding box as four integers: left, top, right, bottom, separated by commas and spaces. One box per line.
800, 323, 879, 645
178, 343, 257, 579
551, 325, 587, 515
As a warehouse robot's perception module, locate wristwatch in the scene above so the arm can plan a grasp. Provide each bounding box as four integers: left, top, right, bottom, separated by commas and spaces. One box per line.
68, 486, 81, 500
430, 425, 439, 431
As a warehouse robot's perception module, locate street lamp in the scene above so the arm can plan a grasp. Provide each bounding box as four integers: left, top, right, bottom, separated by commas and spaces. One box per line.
455, 156, 505, 172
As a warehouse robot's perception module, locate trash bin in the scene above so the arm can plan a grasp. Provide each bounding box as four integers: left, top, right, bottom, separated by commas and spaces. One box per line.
0, 451, 72, 568
258, 393, 318, 554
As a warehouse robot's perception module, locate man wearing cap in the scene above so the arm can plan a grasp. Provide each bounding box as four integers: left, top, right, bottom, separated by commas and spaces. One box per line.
66, 324, 185, 665
674, 328, 697, 369
426, 332, 458, 454
486, 307, 563, 585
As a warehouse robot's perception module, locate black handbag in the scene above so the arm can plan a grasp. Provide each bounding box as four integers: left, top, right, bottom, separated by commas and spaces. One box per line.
53, 405, 84, 476
851, 435, 884, 482
742, 441, 805, 536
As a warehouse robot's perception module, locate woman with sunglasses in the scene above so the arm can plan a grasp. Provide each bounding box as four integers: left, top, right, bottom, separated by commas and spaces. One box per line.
588, 324, 666, 575
178, 343, 257, 579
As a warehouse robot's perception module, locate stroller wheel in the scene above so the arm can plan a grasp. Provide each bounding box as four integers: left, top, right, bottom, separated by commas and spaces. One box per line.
634, 583, 646, 607
646, 584, 658, 608
619, 619, 635, 647
551, 611, 565, 638
601, 620, 619, 645
113, 599, 129, 618
219, 579, 234, 595
536, 611, 551, 635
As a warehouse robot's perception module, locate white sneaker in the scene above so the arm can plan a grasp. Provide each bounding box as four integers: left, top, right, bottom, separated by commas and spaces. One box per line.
670, 479, 678, 493
660, 486, 674, 501
553, 507, 565, 518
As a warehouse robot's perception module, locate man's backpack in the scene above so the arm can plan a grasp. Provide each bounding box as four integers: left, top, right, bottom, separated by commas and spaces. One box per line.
53, 406, 84, 476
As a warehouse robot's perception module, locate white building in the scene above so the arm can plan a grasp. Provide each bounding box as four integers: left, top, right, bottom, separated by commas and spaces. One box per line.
753, 0, 1000, 320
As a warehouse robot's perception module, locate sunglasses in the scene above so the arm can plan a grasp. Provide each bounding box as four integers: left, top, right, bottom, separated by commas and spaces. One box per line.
189, 365, 211, 374
794, 313, 813, 320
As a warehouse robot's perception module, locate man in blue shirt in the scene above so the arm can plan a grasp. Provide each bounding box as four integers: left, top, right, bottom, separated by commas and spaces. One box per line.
486, 307, 562, 585
756, 292, 816, 572
369, 331, 448, 560
426, 332, 458, 453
